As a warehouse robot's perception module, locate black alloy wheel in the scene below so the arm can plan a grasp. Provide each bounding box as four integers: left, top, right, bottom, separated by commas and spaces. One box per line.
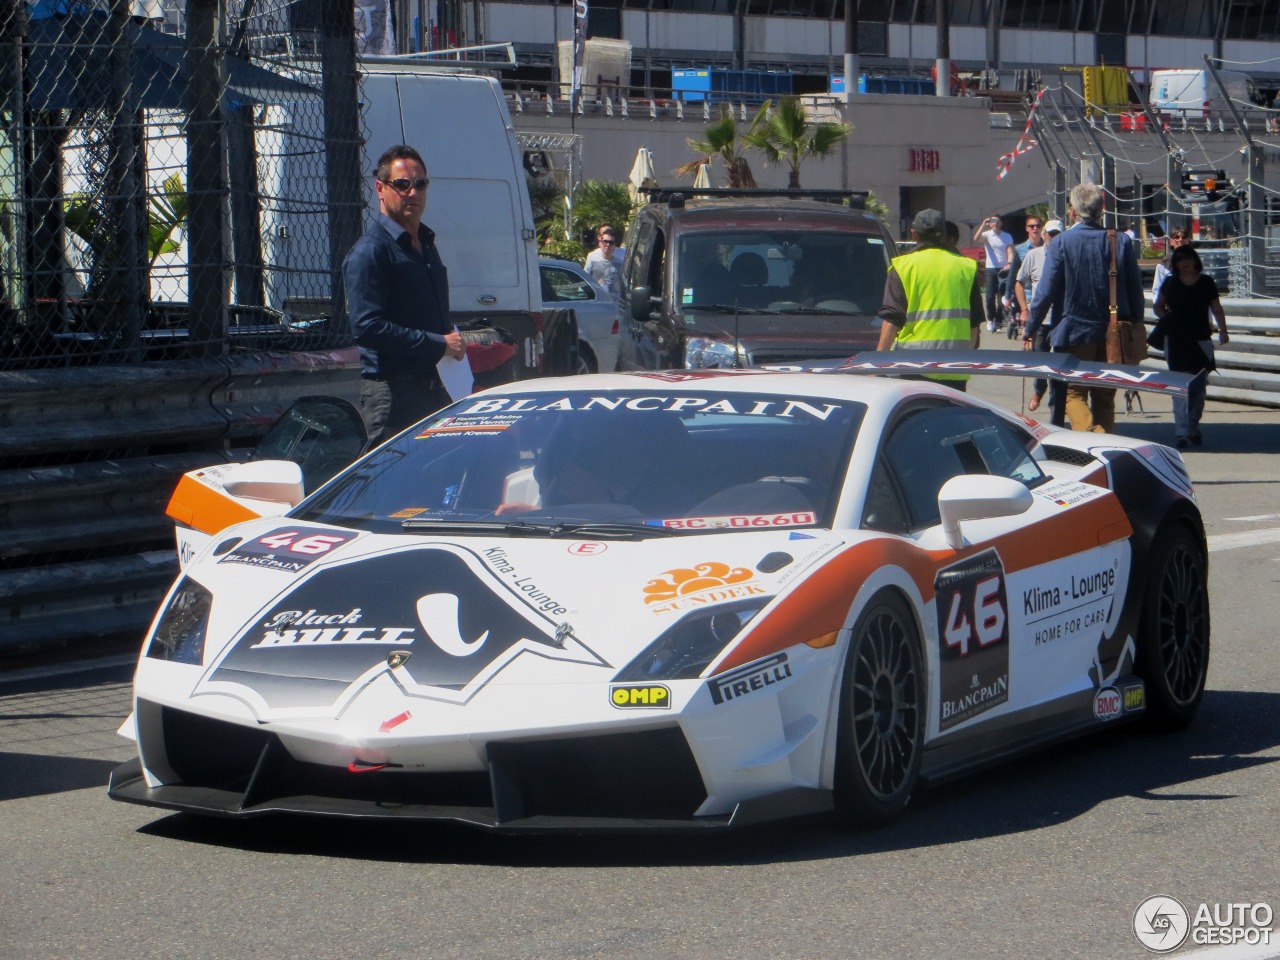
1138, 523, 1210, 730
835, 591, 924, 827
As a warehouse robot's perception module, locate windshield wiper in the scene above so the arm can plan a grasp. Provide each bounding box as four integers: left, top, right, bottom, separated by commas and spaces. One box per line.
685, 303, 764, 314
400, 518, 676, 539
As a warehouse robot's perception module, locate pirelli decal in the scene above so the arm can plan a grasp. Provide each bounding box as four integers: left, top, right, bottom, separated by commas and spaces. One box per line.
708, 653, 792, 705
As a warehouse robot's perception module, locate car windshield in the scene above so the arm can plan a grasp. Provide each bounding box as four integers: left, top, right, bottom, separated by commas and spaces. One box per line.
677, 229, 888, 315
296, 389, 866, 534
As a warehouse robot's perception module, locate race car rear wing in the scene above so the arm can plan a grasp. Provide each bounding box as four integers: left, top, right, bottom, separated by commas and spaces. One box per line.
762, 349, 1204, 397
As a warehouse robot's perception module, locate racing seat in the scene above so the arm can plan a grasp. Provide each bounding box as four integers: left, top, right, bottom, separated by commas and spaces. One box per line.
728, 253, 769, 306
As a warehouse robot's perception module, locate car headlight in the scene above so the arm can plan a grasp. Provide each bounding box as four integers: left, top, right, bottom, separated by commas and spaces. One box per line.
684, 336, 740, 369
146, 577, 212, 665
613, 597, 772, 682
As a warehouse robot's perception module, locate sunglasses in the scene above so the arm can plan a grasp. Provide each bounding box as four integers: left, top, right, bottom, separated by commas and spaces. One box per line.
1027, 223, 1043, 229
381, 177, 429, 193
599, 237, 617, 244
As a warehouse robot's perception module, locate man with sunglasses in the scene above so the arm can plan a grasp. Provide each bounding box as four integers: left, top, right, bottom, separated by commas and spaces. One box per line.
343, 144, 465, 445
583, 223, 626, 298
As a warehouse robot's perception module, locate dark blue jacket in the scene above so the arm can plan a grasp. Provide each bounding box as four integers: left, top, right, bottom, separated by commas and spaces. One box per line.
343, 214, 451, 378
1027, 221, 1143, 348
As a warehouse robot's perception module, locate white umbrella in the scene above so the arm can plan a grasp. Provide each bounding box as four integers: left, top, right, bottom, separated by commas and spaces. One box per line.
628, 146, 657, 202
692, 161, 712, 189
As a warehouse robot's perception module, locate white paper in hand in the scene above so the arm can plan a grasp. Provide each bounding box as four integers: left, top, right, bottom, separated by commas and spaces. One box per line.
437, 353, 474, 401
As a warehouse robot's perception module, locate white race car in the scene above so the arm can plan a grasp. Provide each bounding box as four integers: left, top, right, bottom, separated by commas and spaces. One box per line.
110, 354, 1210, 831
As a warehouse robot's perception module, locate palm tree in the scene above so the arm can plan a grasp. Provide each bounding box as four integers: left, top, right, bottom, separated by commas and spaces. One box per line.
679, 105, 763, 189
743, 96, 852, 189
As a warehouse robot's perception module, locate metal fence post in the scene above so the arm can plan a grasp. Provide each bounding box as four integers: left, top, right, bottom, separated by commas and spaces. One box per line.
185, 0, 228, 355
321, 0, 363, 324
1248, 143, 1267, 297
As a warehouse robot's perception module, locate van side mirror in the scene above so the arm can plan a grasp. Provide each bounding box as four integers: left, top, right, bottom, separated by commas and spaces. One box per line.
630, 286, 652, 323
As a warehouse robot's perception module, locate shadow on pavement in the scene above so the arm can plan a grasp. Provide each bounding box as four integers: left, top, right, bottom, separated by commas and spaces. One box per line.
133, 687, 1280, 868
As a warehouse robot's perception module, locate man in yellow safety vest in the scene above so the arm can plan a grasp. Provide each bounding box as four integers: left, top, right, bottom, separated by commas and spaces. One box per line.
877, 208, 983, 390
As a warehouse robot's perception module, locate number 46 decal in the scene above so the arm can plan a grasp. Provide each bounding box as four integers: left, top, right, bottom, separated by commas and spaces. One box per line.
943, 575, 1006, 656
256, 530, 351, 555
935, 549, 1010, 659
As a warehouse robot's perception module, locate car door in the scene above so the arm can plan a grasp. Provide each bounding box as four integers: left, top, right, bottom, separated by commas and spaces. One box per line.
618, 218, 674, 370
539, 262, 616, 373
866, 399, 1135, 745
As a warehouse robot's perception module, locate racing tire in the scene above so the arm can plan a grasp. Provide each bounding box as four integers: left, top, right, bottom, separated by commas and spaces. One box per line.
834, 590, 924, 828
1137, 523, 1210, 731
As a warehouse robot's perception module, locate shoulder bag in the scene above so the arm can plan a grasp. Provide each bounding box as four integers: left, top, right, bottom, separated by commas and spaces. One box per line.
1105, 228, 1147, 364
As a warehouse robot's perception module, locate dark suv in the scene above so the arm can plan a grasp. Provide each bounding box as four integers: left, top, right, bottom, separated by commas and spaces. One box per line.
616, 189, 895, 370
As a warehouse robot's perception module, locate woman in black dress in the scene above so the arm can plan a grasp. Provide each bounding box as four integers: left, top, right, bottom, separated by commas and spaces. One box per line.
1152, 245, 1230, 449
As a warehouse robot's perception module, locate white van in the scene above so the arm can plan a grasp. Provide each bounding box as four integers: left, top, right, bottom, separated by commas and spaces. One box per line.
259, 65, 571, 383
1148, 68, 1258, 117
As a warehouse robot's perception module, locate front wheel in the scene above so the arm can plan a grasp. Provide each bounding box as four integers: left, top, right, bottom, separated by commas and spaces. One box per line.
1137, 522, 1210, 730
834, 591, 924, 828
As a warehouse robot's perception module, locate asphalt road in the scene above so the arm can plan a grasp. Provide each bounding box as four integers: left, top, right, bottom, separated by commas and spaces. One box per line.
2, 352, 1279, 960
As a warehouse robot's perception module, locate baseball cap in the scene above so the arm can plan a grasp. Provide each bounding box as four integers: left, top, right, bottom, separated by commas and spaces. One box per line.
912, 208, 945, 241
1044, 219, 1064, 235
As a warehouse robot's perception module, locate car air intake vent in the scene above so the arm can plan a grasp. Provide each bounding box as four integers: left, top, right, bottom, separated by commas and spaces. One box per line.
1040, 445, 1096, 466
488, 727, 706, 821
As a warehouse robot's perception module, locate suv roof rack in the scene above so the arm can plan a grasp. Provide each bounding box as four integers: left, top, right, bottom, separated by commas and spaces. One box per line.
642, 186, 868, 209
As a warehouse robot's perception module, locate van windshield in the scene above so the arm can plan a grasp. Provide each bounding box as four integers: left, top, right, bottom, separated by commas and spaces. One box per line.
296, 390, 866, 535
677, 230, 888, 315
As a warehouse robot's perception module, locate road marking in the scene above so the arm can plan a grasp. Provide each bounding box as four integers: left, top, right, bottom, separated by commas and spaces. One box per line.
1207, 527, 1280, 553
1227, 514, 1280, 523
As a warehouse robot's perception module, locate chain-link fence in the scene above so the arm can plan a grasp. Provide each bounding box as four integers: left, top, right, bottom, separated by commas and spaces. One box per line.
0, 0, 364, 370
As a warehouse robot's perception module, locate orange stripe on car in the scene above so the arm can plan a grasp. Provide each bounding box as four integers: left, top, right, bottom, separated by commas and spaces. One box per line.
165, 472, 263, 535
714, 491, 1132, 674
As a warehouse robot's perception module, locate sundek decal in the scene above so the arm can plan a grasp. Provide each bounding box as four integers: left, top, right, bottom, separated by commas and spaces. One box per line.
196, 546, 608, 719
936, 549, 1010, 732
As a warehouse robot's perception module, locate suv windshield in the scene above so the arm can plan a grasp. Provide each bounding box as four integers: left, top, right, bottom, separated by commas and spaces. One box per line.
296, 390, 865, 534
677, 229, 888, 314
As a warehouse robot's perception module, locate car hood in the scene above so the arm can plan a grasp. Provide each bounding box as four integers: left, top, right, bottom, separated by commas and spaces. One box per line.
686, 310, 881, 357
175, 519, 850, 722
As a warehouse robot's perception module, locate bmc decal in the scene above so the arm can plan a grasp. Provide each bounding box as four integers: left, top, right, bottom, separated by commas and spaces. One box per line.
217, 526, 357, 573
610, 684, 671, 709
1123, 682, 1145, 712
936, 549, 1010, 732
196, 546, 608, 718
708, 653, 791, 705
643, 562, 764, 614
1093, 686, 1123, 720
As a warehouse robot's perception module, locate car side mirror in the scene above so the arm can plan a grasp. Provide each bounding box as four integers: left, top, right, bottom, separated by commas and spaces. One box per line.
937, 475, 1033, 550
630, 286, 651, 323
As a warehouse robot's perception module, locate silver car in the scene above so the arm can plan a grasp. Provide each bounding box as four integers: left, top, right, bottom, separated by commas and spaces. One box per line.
539, 257, 620, 374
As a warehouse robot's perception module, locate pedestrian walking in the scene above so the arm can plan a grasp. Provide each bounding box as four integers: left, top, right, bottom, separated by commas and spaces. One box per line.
584, 223, 626, 298
1018, 218, 1065, 423
343, 144, 465, 446
879, 209, 983, 391
1028, 182, 1144, 433
1151, 244, 1230, 448
973, 215, 1014, 332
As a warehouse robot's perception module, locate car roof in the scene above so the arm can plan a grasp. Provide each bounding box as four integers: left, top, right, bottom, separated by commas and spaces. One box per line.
642, 198, 887, 233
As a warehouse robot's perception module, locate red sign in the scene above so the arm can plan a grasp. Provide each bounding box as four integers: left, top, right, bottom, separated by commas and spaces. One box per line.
908, 148, 941, 173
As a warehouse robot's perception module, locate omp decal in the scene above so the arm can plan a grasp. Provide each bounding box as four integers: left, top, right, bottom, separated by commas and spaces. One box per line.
662, 512, 817, 530
708, 653, 792, 705
936, 549, 1010, 731
1123, 683, 1145, 712
196, 546, 608, 717
643, 562, 763, 614
217, 527, 358, 573
610, 684, 672, 709
1093, 686, 1123, 720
